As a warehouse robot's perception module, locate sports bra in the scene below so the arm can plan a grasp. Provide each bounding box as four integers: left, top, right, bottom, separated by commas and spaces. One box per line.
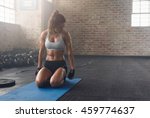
45, 34, 65, 51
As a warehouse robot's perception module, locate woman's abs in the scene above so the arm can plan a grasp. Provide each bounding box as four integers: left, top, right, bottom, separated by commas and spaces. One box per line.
46, 49, 65, 61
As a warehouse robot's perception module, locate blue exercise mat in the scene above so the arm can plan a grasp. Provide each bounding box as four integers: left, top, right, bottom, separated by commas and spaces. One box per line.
0, 78, 81, 101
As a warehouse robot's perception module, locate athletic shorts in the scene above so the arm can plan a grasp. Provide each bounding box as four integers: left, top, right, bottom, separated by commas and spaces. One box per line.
44, 60, 67, 75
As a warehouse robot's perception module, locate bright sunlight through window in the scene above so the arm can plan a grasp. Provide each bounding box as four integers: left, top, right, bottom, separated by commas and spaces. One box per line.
0, 0, 15, 24
132, 0, 150, 27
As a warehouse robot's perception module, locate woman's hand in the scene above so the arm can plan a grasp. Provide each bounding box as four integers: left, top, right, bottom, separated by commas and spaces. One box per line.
68, 69, 75, 79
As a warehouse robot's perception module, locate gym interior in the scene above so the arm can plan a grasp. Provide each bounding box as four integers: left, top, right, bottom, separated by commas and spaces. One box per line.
0, 0, 150, 100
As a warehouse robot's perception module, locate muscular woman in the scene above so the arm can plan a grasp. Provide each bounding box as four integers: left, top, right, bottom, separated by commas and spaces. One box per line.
35, 10, 75, 88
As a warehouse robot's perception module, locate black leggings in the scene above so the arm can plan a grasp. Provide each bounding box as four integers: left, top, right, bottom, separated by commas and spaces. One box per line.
44, 60, 67, 75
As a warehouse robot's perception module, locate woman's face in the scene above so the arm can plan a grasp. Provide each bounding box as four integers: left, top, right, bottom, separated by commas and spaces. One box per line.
59, 22, 65, 29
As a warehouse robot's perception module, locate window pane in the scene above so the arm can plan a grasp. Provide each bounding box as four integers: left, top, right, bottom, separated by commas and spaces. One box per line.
0, 0, 15, 24
4, 0, 10, 7
133, 1, 140, 13
5, 16, 9, 23
24, 0, 33, 7
0, 0, 4, 6
5, 8, 10, 15
0, 6, 4, 17
9, 0, 14, 9
141, 1, 150, 13
9, 12, 15, 19
5, 8, 10, 23
132, 14, 140, 26
10, 17, 15, 23
0, 16, 4, 22
133, 0, 140, 1
140, 14, 150, 26
10, 9, 15, 15
11, 17, 15, 23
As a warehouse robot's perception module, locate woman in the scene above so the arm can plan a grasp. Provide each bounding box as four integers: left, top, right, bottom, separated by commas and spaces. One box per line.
35, 10, 75, 88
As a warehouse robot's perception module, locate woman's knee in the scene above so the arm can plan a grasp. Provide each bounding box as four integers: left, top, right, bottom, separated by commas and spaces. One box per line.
35, 67, 52, 88
50, 68, 66, 87
50, 79, 64, 87
35, 78, 45, 88
50, 78, 59, 87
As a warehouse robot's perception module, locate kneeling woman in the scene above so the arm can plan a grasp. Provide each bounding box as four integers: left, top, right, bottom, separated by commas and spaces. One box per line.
35, 11, 75, 88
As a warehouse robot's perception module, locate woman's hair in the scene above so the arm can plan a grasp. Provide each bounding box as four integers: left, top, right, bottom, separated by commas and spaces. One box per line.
48, 10, 66, 35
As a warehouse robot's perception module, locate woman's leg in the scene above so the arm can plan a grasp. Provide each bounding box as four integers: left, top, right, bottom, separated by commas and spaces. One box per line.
35, 67, 52, 88
50, 67, 67, 87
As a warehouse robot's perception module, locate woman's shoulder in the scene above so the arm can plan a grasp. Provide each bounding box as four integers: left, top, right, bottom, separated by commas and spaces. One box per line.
40, 29, 48, 39
41, 29, 48, 36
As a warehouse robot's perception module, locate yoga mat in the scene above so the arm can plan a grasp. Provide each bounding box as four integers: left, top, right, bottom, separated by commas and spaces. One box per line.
0, 78, 81, 101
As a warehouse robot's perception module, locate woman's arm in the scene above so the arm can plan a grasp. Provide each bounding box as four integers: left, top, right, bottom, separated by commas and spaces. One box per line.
64, 32, 75, 70
37, 31, 47, 69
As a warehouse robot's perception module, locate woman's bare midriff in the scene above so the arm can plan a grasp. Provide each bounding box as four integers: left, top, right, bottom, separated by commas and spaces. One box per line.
46, 49, 65, 61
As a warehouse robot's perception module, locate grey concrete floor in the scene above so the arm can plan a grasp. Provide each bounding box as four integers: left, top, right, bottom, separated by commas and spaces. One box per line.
1, 56, 150, 101
0, 66, 35, 95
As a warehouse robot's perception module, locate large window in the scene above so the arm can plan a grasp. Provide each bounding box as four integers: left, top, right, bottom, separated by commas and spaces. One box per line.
132, 0, 150, 27
0, 0, 15, 24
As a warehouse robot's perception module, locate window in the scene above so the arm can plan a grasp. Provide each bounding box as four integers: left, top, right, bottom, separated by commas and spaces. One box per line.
132, 0, 150, 27
20, 0, 37, 10
0, 0, 15, 24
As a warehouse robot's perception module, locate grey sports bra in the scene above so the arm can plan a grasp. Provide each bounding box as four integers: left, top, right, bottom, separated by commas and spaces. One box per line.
45, 34, 65, 50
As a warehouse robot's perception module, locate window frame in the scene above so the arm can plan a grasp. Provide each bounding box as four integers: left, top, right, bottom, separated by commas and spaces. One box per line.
131, 0, 150, 27
0, 0, 16, 24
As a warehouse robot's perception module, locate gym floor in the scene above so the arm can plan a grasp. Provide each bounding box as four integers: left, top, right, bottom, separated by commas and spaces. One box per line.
1, 55, 150, 101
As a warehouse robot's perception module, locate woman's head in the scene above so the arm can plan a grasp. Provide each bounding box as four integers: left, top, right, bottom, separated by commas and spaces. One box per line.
48, 10, 66, 35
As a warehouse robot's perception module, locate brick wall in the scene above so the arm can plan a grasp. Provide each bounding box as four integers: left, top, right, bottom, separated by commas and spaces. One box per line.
53, 0, 150, 56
